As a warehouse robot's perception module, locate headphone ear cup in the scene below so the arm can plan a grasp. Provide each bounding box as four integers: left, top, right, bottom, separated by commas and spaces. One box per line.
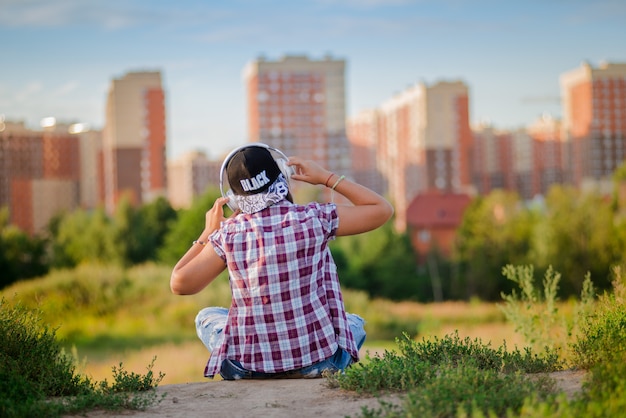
225, 190, 238, 212
276, 158, 295, 182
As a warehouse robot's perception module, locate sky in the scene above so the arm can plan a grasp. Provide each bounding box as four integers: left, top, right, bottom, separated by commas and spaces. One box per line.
1, 0, 626, 160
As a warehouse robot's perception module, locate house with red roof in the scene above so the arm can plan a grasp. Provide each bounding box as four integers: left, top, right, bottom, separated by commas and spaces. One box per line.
406, 192, 473, 264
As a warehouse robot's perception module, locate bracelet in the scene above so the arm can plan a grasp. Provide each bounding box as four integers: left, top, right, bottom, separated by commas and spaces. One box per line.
330, 175, 345, 190
192, 240, 207, 246
324, 173, 334, 188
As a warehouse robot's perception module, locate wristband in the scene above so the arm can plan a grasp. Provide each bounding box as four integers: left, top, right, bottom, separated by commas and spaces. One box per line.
330, 175, 345, 190
324, 173, 334, 188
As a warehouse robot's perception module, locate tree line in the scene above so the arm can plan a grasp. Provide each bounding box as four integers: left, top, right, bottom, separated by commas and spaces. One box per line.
2, 176, 626, 301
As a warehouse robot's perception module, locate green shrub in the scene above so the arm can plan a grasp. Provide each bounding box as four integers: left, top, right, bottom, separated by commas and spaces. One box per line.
331, 332, 561, 417
0, 297, 164, 417
499, 264, 595, 361
572, 267, 626, 370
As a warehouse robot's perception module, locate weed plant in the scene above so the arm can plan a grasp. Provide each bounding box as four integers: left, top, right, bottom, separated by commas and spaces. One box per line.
333, 265, 626, 417
0, 298, 165, 418
499, 264, 595, 361
329, 331, 560, 417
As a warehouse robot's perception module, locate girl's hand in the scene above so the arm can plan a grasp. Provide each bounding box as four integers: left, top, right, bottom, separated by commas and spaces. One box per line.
204, 196, 232, 235
287, 156, 331, 186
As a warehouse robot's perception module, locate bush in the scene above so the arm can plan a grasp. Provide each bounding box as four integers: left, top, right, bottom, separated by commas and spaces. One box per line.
329, 332, 560, 417
0, 297, 164, 417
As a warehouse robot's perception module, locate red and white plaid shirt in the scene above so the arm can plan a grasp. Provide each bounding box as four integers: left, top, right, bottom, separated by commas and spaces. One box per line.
204, 200, 359, 377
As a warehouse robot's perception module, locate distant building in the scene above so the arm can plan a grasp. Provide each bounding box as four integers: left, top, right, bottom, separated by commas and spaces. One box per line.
560, 61, 626, 190
526, 114, 568, 196
242, 55, 351, 176
472, 115, 567, 200
346, 109, 386, 196
0, 118, 101, 234
370, 80, 473, 231
471, 123, 515, 196
406, 191, 472, 264
167, 150, 221, 209
102, 71, 167, 214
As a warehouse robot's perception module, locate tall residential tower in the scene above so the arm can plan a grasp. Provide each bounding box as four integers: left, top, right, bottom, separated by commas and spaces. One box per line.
560, 61, 626, 189
243, 55, 351, 176
102, 71, 167, 213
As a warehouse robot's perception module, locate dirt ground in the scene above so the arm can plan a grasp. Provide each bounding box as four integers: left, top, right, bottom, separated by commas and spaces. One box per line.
71, 370, 586, 418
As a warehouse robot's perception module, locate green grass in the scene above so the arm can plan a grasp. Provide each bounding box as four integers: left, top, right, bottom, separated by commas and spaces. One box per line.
3, 262, 626, 417
327, 264, 626, 417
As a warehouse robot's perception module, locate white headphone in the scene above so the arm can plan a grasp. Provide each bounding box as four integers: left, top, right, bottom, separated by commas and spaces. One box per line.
219, 143, 295, 212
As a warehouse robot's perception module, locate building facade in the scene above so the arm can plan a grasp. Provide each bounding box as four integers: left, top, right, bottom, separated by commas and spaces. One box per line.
367, 80, 473, 231
167, 150, 221, 209
0, 118, 101, 234
560, 61, 626, 189
102, 71, 167, 214
346, 109, 386, 196
242, 55, 351, 176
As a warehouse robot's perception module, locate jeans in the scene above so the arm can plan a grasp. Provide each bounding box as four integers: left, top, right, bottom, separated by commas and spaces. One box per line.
195, 306, 366, 380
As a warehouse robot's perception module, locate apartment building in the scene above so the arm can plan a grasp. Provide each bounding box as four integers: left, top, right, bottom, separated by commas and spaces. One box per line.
167, 150, 221, 209
0, 118, 100, 234
346, 109, 386, 196
560, 61, 626, 190
527, 114, 568, 196
373, 80, 473, 230
102, 71, 167, 214
242, 55, 351, 176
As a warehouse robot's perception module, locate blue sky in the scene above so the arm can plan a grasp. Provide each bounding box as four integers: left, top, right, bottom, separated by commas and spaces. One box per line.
1, 0, 625, 159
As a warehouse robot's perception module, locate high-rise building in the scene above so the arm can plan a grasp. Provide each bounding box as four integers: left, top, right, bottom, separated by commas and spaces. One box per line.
346, 109, 386, 196
527, 114, 567, 196
102, 71, 167, 214
471, 123, 515, 196
375, 80, 473, 230
560, 61, 626, 189
167, 150, 221, 209
242, 55, 351, 176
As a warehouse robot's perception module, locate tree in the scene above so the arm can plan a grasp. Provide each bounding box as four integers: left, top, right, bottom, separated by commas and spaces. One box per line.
0, 207, 48, 288
531, 185, 617, 294
453, 190, 536, 300
330, 220, 423, 301
158, 188, 222, 265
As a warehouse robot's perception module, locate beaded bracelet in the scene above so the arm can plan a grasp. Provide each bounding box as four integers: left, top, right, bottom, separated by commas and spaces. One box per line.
192, 240, 207, 246
330, 175, 345, 190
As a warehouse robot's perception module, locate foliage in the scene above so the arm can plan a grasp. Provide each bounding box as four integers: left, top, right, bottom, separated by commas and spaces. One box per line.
513, 268, 626, 418
158, 187, 222, 264
1, 262, 231, 350
0, 298, 164, 417
531, 186, 617, 294
499, 264, 595, 360
453, 190, 537, 300
330, 220, 426, 301
0, 207, 48, 289
329, 332, 560, 417
571, 266, 626, 370
48, 196, 177, 269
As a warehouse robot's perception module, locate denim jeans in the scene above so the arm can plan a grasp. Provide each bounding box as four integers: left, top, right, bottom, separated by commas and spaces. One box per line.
195, 306, 366, 380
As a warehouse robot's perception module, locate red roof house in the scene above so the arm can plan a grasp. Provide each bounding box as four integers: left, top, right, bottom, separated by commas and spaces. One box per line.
406, 192, 473, 264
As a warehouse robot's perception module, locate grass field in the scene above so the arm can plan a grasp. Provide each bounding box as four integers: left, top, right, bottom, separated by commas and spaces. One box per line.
72, 302, 526, 385
2, 262, 535, 385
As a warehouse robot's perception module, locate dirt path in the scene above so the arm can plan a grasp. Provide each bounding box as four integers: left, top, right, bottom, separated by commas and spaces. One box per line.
70, 370, 586, 418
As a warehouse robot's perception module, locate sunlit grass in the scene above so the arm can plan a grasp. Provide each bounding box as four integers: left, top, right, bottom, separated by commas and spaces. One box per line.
2, 262, 571, 386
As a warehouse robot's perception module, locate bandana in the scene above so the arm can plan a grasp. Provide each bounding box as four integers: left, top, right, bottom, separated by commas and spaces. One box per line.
231, 174, 289, 214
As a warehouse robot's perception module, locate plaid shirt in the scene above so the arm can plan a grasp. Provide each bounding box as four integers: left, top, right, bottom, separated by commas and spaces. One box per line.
204, 200, 359, 377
